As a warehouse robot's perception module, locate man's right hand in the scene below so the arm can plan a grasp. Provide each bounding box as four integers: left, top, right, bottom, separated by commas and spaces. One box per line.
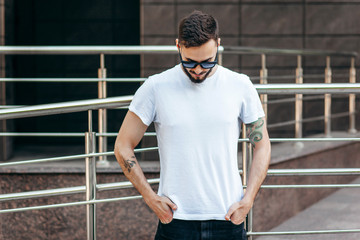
114, 112, 178, 224
145, 195, 177, 224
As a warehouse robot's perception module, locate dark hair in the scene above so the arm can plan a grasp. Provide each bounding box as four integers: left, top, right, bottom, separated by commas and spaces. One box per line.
178, 10, 219, 48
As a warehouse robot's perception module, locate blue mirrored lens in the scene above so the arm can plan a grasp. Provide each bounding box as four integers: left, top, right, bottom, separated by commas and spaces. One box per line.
200, 62, 216, 69
182, 62, 198, 68
182, 61, 216, 69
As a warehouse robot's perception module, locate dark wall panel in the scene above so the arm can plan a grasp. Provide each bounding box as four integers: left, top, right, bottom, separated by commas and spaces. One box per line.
10, 0, 140, 145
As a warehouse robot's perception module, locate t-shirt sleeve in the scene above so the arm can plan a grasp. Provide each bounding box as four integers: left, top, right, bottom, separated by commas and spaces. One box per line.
240, 76, 265, 124
128, 77, 156, 126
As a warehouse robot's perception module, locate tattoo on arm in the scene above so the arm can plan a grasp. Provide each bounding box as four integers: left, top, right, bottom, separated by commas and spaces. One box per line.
123, 156, 137, 173
246, 118, 264, 147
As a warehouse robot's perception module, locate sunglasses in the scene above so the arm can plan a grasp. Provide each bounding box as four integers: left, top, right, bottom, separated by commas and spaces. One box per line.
179, 48, 218, 69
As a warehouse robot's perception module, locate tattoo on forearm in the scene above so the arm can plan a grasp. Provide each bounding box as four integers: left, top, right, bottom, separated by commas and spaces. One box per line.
123, 156, 136, 173
246, 118, 264, 147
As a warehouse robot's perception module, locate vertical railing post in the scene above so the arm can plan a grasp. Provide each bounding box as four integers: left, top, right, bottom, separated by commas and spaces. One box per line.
0, 0, 7, 161
260, 54, 268, 121
349, 57, 357, 134
295, 55, 304, 148
241, 124, 248, 231
242, 124, 247, 186
247, 142, 254, 240
85, 110, 97, 240
324, 56, 332, 137
218, 46, 223, 66
97, 53, 109, 167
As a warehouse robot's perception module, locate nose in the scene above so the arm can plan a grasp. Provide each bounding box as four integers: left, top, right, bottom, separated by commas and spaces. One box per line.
193, 64, 203, 74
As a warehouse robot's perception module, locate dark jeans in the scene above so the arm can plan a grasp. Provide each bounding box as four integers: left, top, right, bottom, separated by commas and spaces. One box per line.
154, 219, 247, 240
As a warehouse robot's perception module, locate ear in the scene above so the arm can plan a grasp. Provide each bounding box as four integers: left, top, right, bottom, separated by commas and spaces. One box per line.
217, 38, 221, 46
176, 39, 180, 50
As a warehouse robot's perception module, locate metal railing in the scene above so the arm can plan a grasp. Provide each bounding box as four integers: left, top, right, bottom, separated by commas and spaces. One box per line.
0, 45, 194, 166
0, 84, 360, 239
0, 46, 358, 160
0, 46, 359, 239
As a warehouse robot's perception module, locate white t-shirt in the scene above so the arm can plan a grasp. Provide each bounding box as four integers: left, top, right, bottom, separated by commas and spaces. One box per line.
129, 64, 264, 220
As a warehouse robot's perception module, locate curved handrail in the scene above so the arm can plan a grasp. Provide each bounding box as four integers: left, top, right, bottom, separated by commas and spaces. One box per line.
0, 95, 132, 120
256, 83, 360, 94
0, 84, 359, 120
223, 46, 358, 57
0, 45, 357, 57
0, 45, 179, 55
1, 168, 360, 202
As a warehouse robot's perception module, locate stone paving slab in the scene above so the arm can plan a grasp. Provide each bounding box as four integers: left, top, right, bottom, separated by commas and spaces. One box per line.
255, 177, 360, 240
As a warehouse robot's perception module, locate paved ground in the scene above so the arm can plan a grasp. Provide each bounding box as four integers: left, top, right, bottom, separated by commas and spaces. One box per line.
255, 177, 360, 240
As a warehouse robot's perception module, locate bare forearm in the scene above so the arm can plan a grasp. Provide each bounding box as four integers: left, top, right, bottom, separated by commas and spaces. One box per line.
113, 112, 176, 223
243, 144, 271, 203
244, 117, 271, 202
114, 145, 156, 202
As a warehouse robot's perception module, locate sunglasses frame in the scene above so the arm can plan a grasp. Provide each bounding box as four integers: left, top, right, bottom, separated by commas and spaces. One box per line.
179, 47, 218, 69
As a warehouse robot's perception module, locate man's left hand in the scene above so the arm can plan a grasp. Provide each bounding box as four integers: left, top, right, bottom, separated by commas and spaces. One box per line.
225, 198, 253, 225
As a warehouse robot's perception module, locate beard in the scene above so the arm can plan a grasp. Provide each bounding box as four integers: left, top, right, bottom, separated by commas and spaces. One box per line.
183, 66, 214, 84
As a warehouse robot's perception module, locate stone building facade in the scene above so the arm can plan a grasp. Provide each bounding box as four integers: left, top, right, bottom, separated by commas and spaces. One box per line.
0, 1, 359, 155
0, 1, 360, 239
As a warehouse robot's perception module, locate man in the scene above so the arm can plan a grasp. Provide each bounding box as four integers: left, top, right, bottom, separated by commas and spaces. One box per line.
114, 10, 271, 240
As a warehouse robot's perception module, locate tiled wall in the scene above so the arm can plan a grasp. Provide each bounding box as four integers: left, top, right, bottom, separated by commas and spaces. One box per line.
141, 1, 360, 72
141, 0, 360, 136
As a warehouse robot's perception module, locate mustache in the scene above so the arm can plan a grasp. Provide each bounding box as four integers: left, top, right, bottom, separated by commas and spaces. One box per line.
189, 70, 207, 75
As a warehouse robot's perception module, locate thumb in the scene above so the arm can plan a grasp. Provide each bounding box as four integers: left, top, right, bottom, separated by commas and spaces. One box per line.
164, 197, 178, 210
225, 203, 238, 221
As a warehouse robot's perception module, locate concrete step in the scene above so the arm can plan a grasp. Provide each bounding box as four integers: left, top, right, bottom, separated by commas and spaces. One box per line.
255, 177, 360, 240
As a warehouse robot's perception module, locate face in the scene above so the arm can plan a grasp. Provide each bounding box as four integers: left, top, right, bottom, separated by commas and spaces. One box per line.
177, 39, 220, 84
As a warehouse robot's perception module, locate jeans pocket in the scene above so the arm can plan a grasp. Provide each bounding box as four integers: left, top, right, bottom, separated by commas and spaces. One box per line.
229, 222, 247, 240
